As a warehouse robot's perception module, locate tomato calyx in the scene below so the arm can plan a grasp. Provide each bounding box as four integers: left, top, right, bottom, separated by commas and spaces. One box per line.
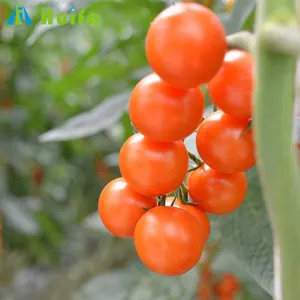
188, 166, 199, 172
156, 182, 200, 207
157, 195, 167, 206
178, 183, 189, 203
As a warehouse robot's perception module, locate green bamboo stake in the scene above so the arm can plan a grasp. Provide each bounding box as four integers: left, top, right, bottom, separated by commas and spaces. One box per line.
253, 0, 300, 299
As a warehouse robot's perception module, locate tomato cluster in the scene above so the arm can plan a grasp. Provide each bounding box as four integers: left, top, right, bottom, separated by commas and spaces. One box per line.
198, 267, 240, 300
98, 2, 255, 277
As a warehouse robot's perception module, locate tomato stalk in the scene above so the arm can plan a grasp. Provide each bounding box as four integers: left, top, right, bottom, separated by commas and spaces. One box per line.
188, 151, 204, 166
226, 31, 254, 52
253, 0, 300, 298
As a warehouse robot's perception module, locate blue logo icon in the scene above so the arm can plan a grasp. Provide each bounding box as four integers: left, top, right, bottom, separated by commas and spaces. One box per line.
70, 6, 76, 13
7, 5, 33, 25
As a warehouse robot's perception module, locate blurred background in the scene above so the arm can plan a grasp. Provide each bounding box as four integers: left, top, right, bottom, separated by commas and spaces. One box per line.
0, 0, 273, 299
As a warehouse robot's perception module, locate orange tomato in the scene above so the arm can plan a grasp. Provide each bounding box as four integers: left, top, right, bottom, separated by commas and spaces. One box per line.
188, 165, 247, 214
134, 206, 205, 275
196, 111, 255, 173
208, 50, 254, 119
119, 133, 189, 197
214, 273, 240, 296
165, 197, 210, 242
146, 3, 226, 88
129, 73, 204, 142
98, 178, 156, 237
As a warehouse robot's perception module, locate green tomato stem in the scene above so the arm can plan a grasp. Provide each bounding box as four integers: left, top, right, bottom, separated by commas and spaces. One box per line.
226, 31, 254, 52
188, 151, 204, 167
254, 0, 300, 298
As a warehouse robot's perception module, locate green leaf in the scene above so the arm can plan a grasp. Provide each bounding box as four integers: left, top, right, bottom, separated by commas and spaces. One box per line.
219, 167, 274, 295
211, 248, 272, 300
220, 0, 256, 34
82, 211, 109, 234
0, 196, 41, 236
39, 91, 131, 142
75, 261, 198, 300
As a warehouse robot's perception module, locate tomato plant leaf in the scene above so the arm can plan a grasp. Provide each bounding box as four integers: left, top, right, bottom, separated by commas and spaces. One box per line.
82, 211, 110, 234
219, 0, 256, 34
218, 167, 274, 295
39, 91, 131, 142
75, 261, 199, 300
0, 196, 41, 236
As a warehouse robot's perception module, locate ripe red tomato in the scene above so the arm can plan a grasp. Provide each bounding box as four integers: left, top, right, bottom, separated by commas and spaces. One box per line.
196, 111, 255, 173
208, 50, 254, 119
119, 133, 189, 197
146, 3, 226, 88
214, 273, 240, 296
98, 178, 156, 237
129, 73, 204, 142
188, 165, 247, 214
165, 197, 210, 242
134, 206, 205, 276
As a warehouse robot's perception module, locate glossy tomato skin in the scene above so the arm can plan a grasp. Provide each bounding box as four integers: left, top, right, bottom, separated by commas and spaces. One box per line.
196, 111, 255, 173
119, 133, 189, 197
208, 50, 254, 119
165, 197, 210, 242
187, 165, 247, 214
146, 3, 226, 88
134, 206, 205, 276
186, 171, 194, 186
98, 178, 156, 237
129, 73, 204, 142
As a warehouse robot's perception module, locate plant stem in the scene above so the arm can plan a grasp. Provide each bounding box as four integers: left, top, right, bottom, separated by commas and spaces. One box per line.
188, 151, 204, 166
226, 31, 254, 52
254, 0, 300, 299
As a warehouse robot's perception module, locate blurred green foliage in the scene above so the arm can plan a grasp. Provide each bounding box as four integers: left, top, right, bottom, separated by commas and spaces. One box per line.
0, 0, 167, 266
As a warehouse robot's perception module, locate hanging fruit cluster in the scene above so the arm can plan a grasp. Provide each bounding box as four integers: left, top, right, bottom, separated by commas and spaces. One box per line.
98, 2, 255, 277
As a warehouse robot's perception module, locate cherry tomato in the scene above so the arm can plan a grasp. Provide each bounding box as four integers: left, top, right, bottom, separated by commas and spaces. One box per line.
134, 206, 205, 276
187, 165, 247, 214
165, 197, 210, 242
129, 73, 204, 142
214, 273, 240, 296
119, 133, 189, 197
146, 3, 226, 88
196, 111, 255, 173
98, 178, 156, 237
208, 50, 254, 119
